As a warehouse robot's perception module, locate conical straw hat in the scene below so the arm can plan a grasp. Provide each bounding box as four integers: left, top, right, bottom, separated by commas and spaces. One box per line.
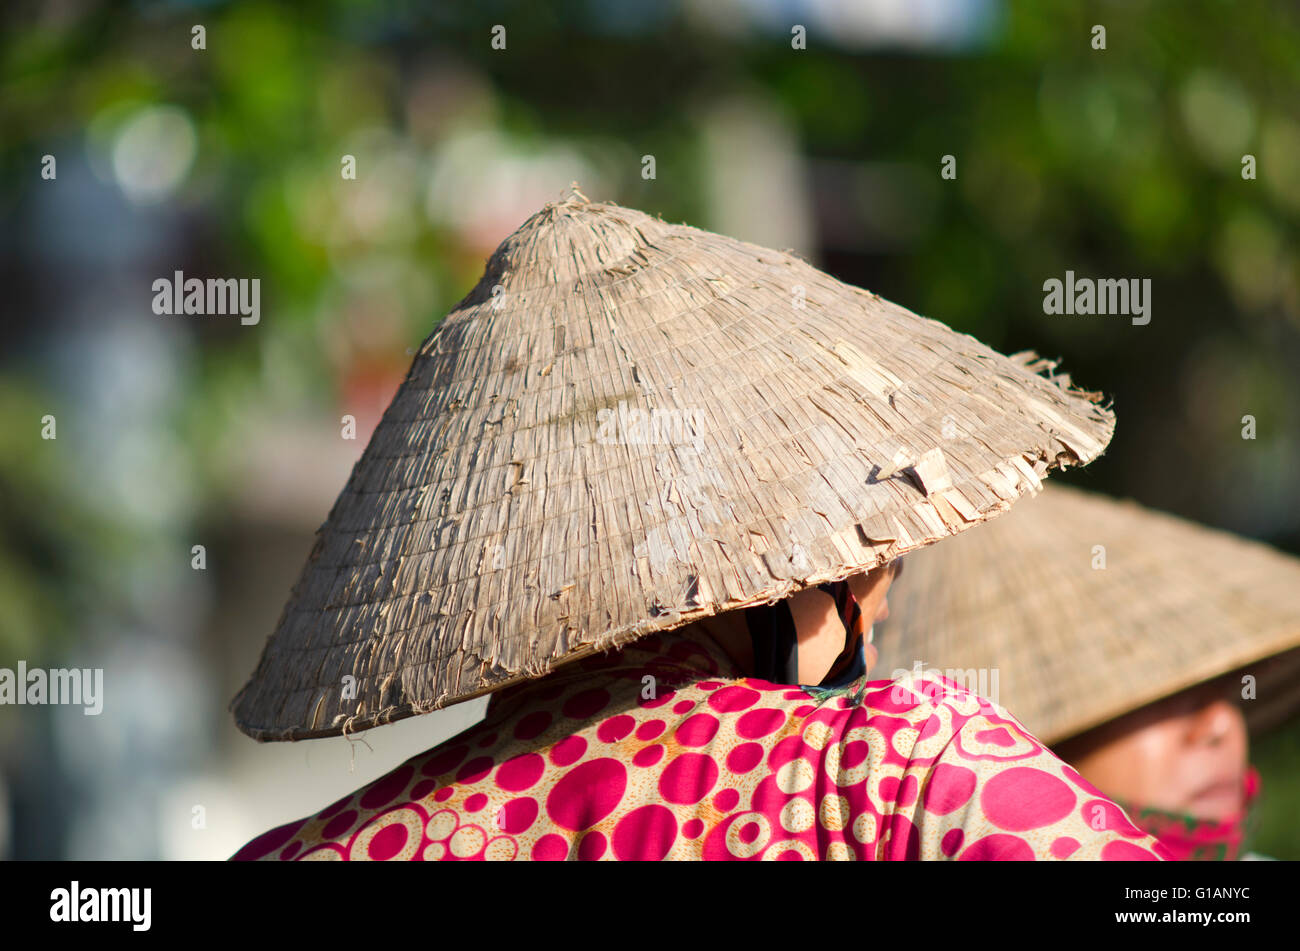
873, 484, 1300, 745
232, 194, 1116, 741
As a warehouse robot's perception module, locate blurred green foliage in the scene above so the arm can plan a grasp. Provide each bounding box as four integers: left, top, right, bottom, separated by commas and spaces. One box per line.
1252, 722, 1300, 859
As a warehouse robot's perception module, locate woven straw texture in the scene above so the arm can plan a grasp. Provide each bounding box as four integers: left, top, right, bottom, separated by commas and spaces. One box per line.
874, 484, 1300, 744
232, 195, 1115, 741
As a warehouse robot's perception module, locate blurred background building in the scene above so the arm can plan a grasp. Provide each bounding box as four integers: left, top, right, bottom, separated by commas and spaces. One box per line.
1, 0, 1297, 858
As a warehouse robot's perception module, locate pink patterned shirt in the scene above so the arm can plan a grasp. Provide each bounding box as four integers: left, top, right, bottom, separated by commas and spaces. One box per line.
232, 628, 1170, 861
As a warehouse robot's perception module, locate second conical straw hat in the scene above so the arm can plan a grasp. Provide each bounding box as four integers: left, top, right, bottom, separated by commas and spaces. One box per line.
233, 194, 1115, 740
873, 484, 1300, 745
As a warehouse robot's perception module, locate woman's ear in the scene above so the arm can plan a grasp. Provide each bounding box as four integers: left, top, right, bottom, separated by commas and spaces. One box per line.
847, 567, 893, 624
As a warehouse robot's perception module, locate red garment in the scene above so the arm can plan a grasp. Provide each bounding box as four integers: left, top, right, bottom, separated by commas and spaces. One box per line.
233, 627, 1170, 861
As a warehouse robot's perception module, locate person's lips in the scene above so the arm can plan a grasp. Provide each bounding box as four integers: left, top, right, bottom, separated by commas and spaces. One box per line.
1188, 776, 1244, 815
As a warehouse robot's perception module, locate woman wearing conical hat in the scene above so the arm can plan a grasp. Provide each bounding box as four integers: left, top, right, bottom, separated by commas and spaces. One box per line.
230, 195, 1167, 861
873, 484, 1300, 860
1053, 667, 1279, 861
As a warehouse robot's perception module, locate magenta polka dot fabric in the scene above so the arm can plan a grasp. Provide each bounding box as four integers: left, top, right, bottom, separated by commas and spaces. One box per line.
232, 630, 1171, 861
